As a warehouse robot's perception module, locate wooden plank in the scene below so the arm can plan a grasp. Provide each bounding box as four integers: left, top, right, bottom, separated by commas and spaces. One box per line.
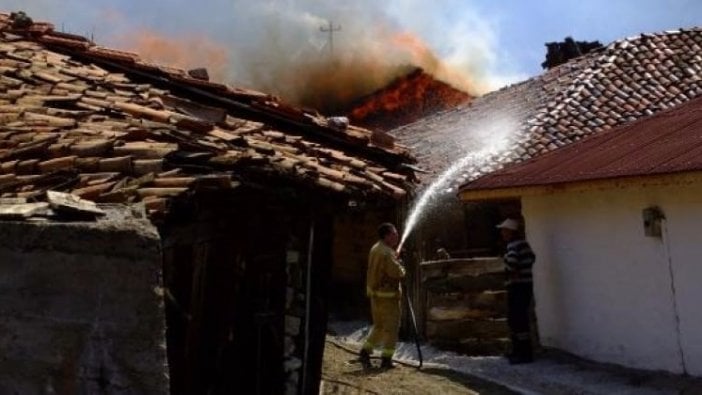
47, 190, 105, 216
134, 159, 163, 175
208, 128, 242, 142
152, 177, 196, 188
137, 187, 188, 198
71, 181, 116, 200
0, 202, 50, 219
0, 197, 27, 205
142, 196, 167, 212
112, 142, 178, 159
33, 70, 66, 84
23, 112, 76, 128
69, 140, 114, 157
38, 156, 77, 173
113, 101, 173, 123
98, 156, 133, 173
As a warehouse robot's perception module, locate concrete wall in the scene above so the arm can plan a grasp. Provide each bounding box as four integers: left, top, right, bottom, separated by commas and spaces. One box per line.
0, 207, 168, 394
524, 182, 702, 375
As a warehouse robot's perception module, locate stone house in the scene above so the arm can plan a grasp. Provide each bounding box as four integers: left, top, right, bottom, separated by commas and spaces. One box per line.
0, 12, 415, 395
460, 96, 702, 375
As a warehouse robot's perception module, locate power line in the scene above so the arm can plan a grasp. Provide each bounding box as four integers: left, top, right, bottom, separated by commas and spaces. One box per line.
319, 21, 341, 55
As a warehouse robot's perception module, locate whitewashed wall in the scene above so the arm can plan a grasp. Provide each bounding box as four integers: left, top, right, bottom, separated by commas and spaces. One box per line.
523, 182, 702, 375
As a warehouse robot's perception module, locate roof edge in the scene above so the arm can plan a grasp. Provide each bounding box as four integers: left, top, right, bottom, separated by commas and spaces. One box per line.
459, 171, 702, 202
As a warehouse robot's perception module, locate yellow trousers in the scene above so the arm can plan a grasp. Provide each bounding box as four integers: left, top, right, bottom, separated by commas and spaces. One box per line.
362, 297, 401, 357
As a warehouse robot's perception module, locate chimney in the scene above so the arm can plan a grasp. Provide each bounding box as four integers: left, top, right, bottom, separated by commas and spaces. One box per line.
541, 37, 603, 69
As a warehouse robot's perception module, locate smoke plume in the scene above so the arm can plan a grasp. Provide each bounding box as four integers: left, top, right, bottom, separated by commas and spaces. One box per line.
3, 0, 522, 112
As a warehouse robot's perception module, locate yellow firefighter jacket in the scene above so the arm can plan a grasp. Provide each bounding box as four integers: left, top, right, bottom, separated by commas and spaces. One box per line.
366, 241, 406, 298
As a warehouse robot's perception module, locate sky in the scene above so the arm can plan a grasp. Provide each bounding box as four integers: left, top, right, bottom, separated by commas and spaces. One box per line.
3, 0, 701, 93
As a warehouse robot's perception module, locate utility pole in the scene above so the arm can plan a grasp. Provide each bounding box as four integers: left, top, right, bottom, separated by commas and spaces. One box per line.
319, 21, 341, 55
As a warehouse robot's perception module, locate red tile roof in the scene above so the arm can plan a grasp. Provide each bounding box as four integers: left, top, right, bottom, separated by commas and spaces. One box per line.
392, 28, 702, 186
460, 95, 702, 197
0, 12, 416, 216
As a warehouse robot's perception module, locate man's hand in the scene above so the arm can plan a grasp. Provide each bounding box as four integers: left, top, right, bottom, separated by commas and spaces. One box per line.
394, 250, 405, 266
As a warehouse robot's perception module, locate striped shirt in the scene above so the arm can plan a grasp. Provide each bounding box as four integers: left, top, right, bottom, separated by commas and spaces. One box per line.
504, 239, 535, 285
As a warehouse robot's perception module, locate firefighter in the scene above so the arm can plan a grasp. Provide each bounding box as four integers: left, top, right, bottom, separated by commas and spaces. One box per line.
498, 218, 535, 364
359, 223, 406, 369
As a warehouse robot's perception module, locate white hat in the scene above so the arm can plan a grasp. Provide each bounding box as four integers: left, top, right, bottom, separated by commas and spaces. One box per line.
496, 218, 520, 231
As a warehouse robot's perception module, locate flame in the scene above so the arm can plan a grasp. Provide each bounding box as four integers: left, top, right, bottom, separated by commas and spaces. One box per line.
116, 29, 230, 82
391, 32, 474, 94
348, 68, 472, 131
249, 30, 477, 116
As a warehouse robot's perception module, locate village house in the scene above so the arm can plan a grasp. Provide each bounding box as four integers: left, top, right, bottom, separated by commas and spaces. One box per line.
460, 95, 702, 376
386, 27, 702, 352
392, 27, 702, 257
0, 12, 415, 395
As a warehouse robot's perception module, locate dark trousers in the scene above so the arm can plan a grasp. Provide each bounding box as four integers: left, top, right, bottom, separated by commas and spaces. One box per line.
507, 283, 534, 358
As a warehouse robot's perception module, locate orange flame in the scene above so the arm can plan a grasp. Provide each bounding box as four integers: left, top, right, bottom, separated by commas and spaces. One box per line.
348, 68, 472, 131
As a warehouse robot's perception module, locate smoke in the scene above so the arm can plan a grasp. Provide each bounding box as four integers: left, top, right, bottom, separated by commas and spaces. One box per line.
116, 29, 230, 82
3, 0, 524, 111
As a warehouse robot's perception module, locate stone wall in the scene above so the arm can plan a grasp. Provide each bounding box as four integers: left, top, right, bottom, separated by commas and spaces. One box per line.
284, 248, 305, 395
421, 257, 509, 354
0, 206, 168, 394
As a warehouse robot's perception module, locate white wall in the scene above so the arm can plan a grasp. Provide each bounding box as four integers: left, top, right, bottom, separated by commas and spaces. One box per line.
523, 182, 702, 375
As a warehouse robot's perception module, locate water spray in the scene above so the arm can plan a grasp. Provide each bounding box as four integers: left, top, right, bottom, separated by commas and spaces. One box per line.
397, 137, 510, 253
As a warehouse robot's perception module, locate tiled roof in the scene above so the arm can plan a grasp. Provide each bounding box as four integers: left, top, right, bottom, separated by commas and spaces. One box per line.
0, 12, 416, 217
460, 95, 702, 195
392, 28, 702, 186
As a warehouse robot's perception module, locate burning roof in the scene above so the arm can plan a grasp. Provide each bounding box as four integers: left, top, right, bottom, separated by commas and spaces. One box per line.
0, 12, 417, 217
347, 68, 472, 132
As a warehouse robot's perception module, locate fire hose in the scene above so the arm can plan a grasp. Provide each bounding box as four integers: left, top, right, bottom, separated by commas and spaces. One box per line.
403, 281, 424, 369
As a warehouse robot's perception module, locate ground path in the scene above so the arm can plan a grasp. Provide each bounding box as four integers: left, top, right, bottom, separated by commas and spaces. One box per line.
321, 339, 516, 394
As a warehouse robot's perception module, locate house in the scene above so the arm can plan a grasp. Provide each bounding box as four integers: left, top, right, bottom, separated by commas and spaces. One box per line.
391, 27, 702, 257
0, 12, 415, 394
386, 27, 702, 354
460, 96, 702, 375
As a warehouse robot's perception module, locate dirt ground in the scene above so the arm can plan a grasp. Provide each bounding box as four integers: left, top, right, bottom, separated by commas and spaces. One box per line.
320, 339, 516, 395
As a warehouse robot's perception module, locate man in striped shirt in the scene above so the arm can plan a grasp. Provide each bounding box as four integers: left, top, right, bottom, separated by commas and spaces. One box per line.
498, 218, 535, 364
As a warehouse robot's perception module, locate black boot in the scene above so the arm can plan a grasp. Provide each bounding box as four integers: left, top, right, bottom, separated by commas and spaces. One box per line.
380, 356, 394, 369
508, 337, 533, 364
359, 349, 372, 369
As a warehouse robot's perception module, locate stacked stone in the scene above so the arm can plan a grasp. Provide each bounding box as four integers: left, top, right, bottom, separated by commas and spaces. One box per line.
421, 257, 510, 355
284, 249, 305, 394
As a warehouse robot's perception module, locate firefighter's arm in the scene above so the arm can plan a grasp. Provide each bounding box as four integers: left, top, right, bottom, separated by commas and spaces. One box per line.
384, 251, 406, 279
